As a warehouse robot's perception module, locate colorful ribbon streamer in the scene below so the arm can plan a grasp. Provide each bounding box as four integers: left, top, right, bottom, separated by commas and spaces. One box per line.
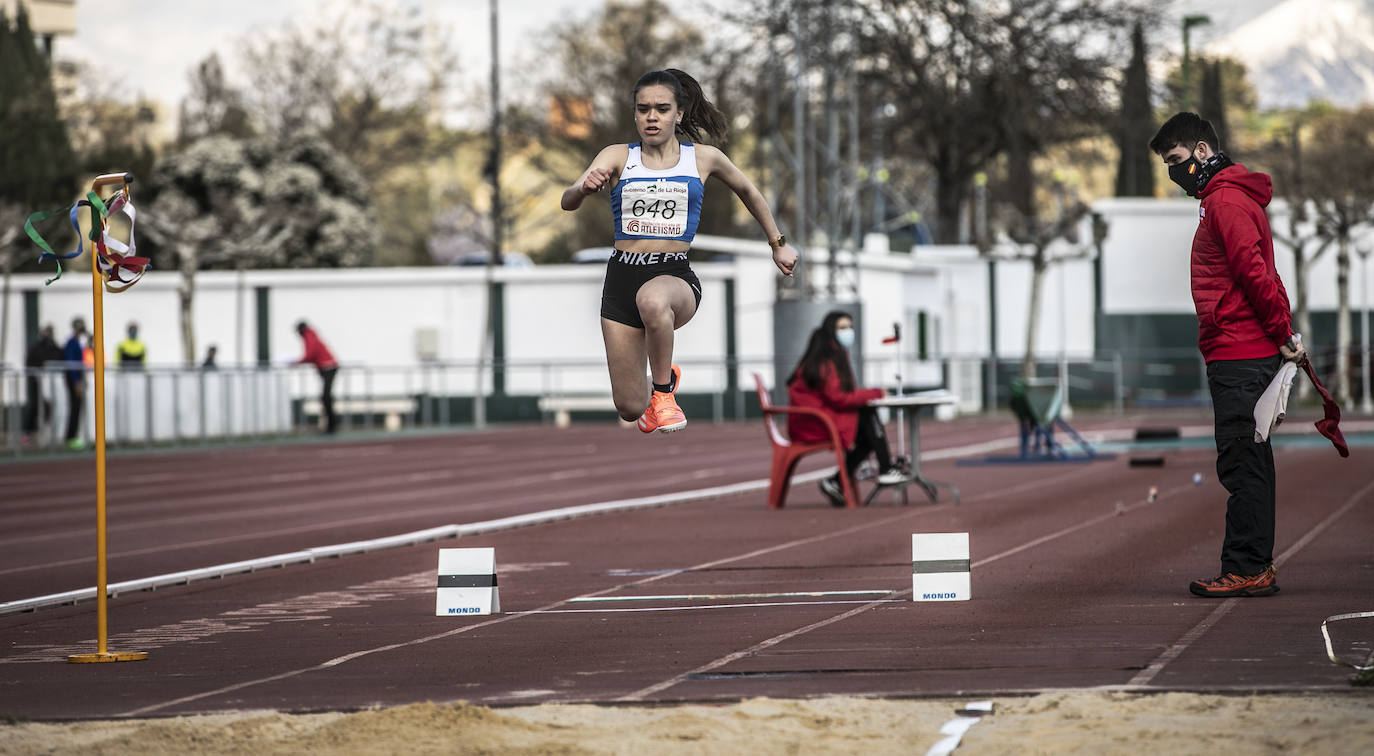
23, 186, 151, 292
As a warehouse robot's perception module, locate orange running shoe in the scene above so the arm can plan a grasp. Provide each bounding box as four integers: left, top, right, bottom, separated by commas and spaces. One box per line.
636, 406, 657, 433
637, 365, 684, 433
1188, 564, 1279, 597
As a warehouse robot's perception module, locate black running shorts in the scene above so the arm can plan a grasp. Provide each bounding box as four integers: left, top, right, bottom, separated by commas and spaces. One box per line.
599, 250, 703, 329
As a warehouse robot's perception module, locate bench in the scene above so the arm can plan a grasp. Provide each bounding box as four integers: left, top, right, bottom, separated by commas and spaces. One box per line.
302, 397, 416, 431
536, 395, 629, 428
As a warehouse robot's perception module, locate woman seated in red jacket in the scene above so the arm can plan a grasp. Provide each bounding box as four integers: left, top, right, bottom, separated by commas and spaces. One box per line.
787, 311, 905, 507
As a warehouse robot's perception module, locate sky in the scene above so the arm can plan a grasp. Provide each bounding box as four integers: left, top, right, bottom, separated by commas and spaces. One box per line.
64, 0, 587, 117
60, 0, 1289, 123
1162, 0, 1287, 50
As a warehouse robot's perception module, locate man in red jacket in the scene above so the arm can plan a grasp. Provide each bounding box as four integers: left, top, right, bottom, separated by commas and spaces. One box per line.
294, 321, 339, 434
1149, 113, 1306, 598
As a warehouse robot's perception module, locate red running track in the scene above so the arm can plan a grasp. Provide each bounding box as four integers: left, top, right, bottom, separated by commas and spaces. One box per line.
0, 412, 1368, 720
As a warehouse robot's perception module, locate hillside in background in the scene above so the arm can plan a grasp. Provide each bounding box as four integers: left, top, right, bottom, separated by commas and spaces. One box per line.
1208, 0, 1374, 109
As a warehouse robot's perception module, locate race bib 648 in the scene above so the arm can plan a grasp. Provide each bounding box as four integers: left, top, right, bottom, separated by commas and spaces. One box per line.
620, 180, 689, 237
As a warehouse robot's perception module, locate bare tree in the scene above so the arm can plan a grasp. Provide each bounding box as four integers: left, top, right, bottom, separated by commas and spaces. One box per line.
233, 1, 462, 265
1306, 107, 1374, 405
505, 0, 719, 257
177, 53, 255, 145
1260, 120, 1330, 399
237, 1, 457, 176
978, 176, 1096, 379
140, 190, 224, 365
857, 0, 1139, 242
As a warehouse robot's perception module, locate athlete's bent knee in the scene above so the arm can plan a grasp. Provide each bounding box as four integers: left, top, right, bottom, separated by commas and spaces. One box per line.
635, 293, 671, 327
614, 397, 645, 421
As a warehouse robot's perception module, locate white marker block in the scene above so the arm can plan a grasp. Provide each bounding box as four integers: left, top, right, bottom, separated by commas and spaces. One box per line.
912, 533, 970, 601
436, 547, 500, 616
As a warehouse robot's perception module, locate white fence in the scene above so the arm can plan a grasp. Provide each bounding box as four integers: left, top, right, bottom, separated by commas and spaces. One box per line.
5, 346, 1286, 458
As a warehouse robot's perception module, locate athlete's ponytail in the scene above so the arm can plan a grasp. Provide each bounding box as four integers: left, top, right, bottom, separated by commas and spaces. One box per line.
633, 69, 729, 145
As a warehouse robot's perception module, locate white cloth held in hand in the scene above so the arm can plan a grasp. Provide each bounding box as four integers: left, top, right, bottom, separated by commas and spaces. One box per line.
1253, 361, 1298, 443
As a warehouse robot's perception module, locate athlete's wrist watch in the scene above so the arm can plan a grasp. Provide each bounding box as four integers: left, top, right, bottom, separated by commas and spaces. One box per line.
768, 234, 786, 249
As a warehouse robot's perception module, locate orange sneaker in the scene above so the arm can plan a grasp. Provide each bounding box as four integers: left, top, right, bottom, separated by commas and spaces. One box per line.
1189, 564, 1279, 597
636, 406, 658, 433
641, 390, 687, 433
636, 365, 682, 433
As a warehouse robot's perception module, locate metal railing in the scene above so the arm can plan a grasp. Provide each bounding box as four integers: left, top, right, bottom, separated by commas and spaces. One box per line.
4, 349, 1362, 457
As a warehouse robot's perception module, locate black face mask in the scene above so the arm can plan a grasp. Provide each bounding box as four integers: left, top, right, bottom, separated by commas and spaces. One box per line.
1168, 154, 1203, 197
1168, 143, 1234, 198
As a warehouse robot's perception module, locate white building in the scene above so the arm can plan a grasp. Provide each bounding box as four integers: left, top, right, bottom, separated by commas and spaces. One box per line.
1, 0, 76, 54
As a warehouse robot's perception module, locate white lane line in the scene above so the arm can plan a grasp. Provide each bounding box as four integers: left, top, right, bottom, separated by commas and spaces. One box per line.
963, 463, 1124, 505
120, 598, 567, 718
614, 464, 1124, 701
567, 590, 894, 602
118, 508, 939, 717
1127, 476, 1374, 688
106, 451, 1127, 712
923, 437, 1018, 460
619, 590, 916, 701
8, 430, 1033, 612
969, 476, 1203, 569
0, 442, 649, 538
513, 599, 909, 614
1, 467, 776, 606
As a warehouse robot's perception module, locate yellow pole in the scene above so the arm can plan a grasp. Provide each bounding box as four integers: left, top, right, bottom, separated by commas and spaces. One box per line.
69, 173, 147, 664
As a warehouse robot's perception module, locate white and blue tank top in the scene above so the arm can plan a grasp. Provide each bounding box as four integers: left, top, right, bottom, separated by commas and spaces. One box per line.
611, 142, 704, 244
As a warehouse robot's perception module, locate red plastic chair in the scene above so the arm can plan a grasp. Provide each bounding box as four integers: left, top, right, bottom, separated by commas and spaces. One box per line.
753, 372, 860, 509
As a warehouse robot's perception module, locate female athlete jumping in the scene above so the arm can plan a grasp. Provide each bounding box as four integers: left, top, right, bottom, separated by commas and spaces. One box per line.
561, 68, 797, 433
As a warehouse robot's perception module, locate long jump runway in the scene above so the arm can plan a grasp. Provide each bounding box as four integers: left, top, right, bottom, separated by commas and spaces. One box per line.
1, 415, 1369, 720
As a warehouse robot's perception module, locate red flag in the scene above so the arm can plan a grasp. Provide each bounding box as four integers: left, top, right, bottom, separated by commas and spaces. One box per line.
1300, 360, 1349, 458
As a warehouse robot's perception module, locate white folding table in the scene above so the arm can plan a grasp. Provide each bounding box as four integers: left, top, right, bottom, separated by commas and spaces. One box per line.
865, 391, 961, 506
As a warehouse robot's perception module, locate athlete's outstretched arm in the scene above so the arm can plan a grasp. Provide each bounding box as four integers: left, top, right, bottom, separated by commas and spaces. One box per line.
561, 145, 627, 211
699, 145, 797, 276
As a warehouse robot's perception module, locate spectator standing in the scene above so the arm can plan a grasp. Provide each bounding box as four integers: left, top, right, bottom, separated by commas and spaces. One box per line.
22, 324, 64, 440
1149, 112, 1304, 598
63, 317, 89, 449
116, 321, 146, 369
294, 321, 338, 434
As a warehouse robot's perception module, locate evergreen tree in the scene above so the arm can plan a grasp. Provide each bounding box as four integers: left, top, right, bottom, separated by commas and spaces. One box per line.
0, 7, 76, 208
1200, 59, 1231, 152
1163, 56, 1253, 151
1114, 21, 1154, 197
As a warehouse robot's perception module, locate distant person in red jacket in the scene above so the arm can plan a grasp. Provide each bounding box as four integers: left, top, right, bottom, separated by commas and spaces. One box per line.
787, 311, 904, 507
294, 321, 339, 434
1150, 112, 1306, 599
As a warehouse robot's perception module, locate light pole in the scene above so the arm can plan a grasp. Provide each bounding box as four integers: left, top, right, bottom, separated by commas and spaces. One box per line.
1361, 246, 1372, 413
475, 0, 503, 427
1181, 14, 1212, 111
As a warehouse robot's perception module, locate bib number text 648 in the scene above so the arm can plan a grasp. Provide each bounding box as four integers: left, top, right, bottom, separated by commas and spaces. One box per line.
631, 198, 677, 219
